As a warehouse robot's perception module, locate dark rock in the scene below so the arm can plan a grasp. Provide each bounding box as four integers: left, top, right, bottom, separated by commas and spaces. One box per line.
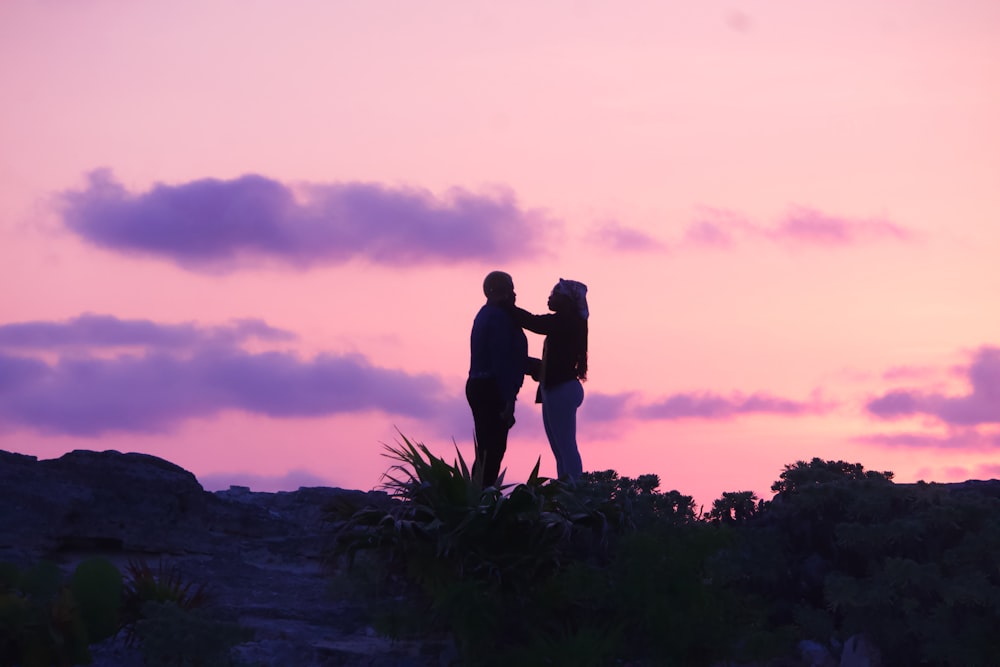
936, 478, 1000, 499
0, 448, 420, 667
1, 449, 212, 556
840, 634, 881, 667
797, 639, 836, 667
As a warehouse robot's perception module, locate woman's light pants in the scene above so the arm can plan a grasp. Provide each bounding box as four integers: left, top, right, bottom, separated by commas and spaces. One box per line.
540, 379, 584, 481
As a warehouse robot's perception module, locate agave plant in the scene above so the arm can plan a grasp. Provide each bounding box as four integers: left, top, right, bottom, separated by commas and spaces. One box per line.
380, 435, 505, 514
330, 435, 628, 663
119, 559, 210, 646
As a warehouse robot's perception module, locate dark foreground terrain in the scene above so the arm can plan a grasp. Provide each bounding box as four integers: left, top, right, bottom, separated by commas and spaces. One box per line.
0, 449, 449, 666
3, 449, 998, 666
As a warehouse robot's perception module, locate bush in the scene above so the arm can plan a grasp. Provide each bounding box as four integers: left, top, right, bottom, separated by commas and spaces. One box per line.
728, 464, 1000, 666
119, 558, 211, 646
330, 444, 1000, 666
136, 601, 251, 667
331, 437, 773, 666
0, 557, 122, 667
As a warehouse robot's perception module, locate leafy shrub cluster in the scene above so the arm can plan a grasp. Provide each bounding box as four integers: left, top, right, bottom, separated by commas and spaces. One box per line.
0, 558, 120, 667
135, 601, 251, 667
329, 438, 775, 666
744, 460, 1000, 666
0, 557, 245, 667
328, 442, 1000, 667
119, 559, 211, 648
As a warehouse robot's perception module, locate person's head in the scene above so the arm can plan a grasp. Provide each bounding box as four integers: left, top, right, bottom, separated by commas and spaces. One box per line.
547, 278, 588, 319
483, 271, 515, 306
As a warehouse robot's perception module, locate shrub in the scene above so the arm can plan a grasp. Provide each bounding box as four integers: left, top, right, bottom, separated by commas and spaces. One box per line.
136, 601, 251, 667
71, 557, 122, 644
823, 483, 1000, 666
332, 447, 1000, 666
705, 491, 763, 525
119, 559, 211, 646
0, 557, 123, 667
332, 436, 768, 666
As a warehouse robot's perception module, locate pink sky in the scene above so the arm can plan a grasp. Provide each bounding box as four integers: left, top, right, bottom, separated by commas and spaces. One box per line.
2, 1, 999, 509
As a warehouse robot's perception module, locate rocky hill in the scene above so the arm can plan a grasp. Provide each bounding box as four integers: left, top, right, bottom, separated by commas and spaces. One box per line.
0, 448, 449, 666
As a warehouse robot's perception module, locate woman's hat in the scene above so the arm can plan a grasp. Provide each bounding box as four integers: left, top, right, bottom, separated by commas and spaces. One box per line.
553, 278, 588, 319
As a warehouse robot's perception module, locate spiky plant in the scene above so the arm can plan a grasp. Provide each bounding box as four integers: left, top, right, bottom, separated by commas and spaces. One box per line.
119, 559, 210, 646
330, 435, 626, 664
380, 434, 506, 513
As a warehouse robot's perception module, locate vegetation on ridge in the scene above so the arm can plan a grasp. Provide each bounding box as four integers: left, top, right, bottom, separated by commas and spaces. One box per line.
0, 556, 244, 667
327, 436, 1000, 667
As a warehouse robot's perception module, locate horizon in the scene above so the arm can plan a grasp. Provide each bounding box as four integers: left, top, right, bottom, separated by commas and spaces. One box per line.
5, 443, 993, 502
2, 1, 998, 510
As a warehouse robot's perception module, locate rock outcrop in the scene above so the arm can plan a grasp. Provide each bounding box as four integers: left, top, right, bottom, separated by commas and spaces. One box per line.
0, 449, 393, 559
0, 448, 439, 666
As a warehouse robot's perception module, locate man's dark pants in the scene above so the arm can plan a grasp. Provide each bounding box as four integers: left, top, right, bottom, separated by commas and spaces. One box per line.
466, 377, 509, 487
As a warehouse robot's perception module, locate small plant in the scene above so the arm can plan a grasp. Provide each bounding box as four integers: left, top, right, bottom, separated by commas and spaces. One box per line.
573, 469, 698, 531
117, 559, 251, 665
71, 557, 123, 644
771, 457, 893, 496
119, 559, 210, 646
706, 490, 763, 524
136, 601, 251, 667
0, 557, 122, 667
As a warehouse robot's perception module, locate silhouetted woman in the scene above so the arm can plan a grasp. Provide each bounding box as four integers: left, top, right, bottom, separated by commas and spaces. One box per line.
513, 279, 588, 481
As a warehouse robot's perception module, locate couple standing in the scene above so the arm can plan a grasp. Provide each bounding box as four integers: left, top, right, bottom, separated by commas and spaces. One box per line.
466, 270, 589, 487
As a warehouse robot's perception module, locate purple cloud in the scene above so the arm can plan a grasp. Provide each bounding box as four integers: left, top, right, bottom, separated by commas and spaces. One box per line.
580, 391, 635, 423
0, 349, 450, 436
771, 208, 912, 245
0, 315, 458, 436
866, 390, 921, 419
587, 221, 666, 252
855, 429, 1000, 451
683, 206, 913, 249
0, 355, 48, 391
561, 388, 826, 424
882, 365, 939, 381
681, 221, 737, 248
59, 170, 557, 271
635, 391, 821, 420
973, 463, 1000, 479
866, 347, 1000, 426
0, 314, 294, 349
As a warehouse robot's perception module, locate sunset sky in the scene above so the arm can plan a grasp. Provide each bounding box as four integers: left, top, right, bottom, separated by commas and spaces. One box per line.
2, 0, 998, 509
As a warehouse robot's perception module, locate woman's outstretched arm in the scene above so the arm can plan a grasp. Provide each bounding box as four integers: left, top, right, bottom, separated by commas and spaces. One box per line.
511, 306, 556, 335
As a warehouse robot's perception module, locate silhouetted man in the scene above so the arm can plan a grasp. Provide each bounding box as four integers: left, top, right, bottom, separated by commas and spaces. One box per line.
467, 271, 528, 487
